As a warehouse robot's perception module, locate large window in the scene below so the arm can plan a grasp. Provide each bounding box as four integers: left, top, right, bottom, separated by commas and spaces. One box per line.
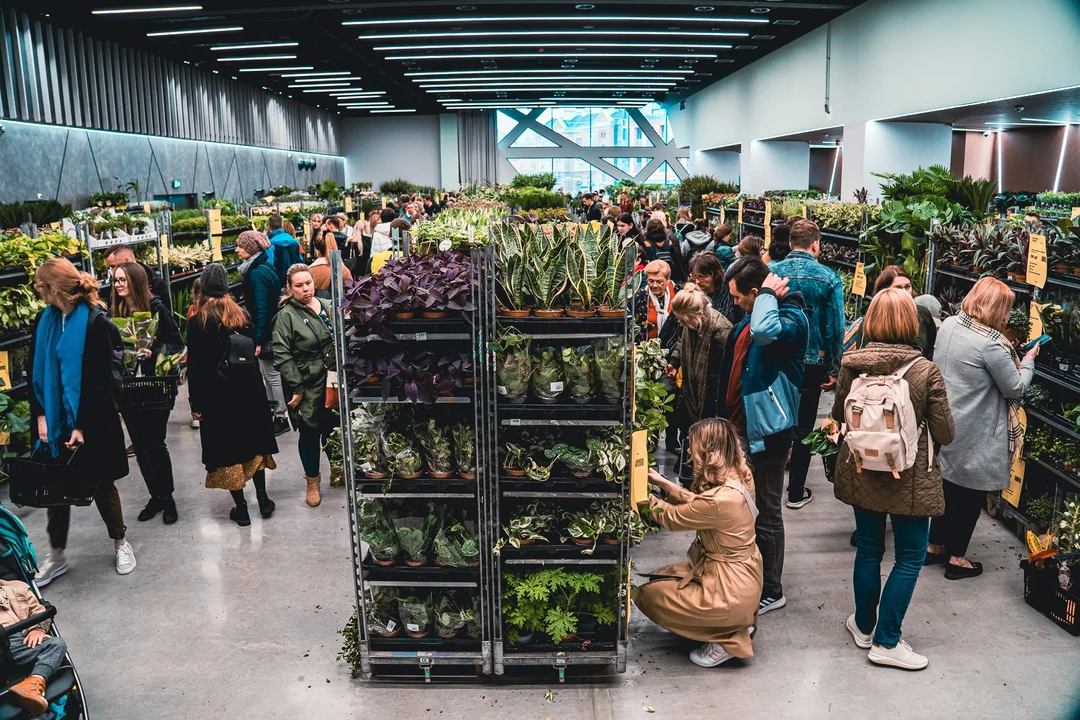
497, 103, 689, 193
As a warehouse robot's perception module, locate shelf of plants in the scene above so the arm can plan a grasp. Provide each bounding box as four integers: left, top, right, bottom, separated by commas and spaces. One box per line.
334, 245, 492, 681
487, 221, 634, 680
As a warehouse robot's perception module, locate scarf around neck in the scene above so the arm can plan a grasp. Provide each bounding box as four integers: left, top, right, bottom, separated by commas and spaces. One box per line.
32, 302, 89, 457
681, 305, 724, 422
957, 310, 1023, 458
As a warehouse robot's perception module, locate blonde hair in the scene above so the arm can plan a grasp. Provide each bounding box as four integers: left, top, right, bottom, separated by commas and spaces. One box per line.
35, 258, 101, 309
671, 285, 710, 320
961, 276, 1015, 330
676, 206, 692, 222
643, 260, 671, 279
688, 418, 755, 496
281, 263, 314, 306
863, 288, 919, 344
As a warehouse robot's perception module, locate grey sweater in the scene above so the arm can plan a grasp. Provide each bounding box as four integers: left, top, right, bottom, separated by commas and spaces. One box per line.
934, 315, 1034, 491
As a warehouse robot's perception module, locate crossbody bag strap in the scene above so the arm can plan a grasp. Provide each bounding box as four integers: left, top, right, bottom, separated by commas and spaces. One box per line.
724, 480, 759, 522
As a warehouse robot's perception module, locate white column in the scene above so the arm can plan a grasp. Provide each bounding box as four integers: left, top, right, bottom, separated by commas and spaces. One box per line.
691, 149, 740, 183
842, 121, 953, 202
742, 140, 810, 194
438, 113, 460, 191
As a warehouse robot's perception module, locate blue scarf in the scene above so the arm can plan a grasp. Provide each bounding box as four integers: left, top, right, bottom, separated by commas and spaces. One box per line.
32, 302, 89, 457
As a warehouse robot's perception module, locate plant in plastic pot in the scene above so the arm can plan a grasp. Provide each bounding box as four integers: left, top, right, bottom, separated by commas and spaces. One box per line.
323, 427, 344, 484
493, 500, 561, 554
501, 568, 616, 645
393, 507, 437, 567
357, 500, 399, 565
587, 430, 628, 483
503, 442, 529, 477
544, 442, 594, 478
366, 586, 401, 638
532, 346, 565, 403
438, 352, 474, 387
385, 432, 423, 479
435, 594, 473, 639
397, 595, 434, 638
524, 456, 557, 483
490, 329, 532, 403
566, 511, 616, 555
464, 594, 482, 638
492, 224, 528, 314
354, 432, 386, 479
434, 520, 480, 567
523, 224, 570, 317
452, 423, 477, 480
378, 351, 456, 404
561, 346, 594, 403
414, 418, 455, 478
594, 338, 624, 403
111, 311, 160, 375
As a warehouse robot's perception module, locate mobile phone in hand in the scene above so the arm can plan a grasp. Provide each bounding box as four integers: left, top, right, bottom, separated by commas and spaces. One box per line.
1021, 335, 1051, 354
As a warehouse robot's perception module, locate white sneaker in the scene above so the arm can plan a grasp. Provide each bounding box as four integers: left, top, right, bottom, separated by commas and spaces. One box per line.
845, 614, 873, 649
190, 416, 200, 429
115, 541, 137, 576
35, 558, 68, 588
868, 639, 928, 670
689, 642, 734, 668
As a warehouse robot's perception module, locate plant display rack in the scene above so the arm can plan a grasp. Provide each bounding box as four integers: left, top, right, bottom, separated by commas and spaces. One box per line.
86, 212, 166, 294
332, 247, 494, 681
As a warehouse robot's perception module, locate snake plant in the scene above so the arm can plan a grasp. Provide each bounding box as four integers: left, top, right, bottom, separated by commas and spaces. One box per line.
523, 225, 570, 311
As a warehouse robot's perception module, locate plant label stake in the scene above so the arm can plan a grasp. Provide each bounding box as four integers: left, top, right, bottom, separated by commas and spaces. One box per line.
851, 262, 867, 297
160, 234, 169, 265
143, 202, 151, 214
207, 208, 222, 236
1026, 233, 1047, 289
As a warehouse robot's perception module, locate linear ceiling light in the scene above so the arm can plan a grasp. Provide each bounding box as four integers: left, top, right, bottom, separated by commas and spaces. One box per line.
238, 66, 313, 72
147, 26, 242, 36
370, 109, 417, 113
94, 5, 201, 13
345, 15, 768, 26
375, 42, 731, 51
431, 87, 668, 94
341, 103, 392, 107
387, 52, 717, 60
287, 82, 353, 88
303, 88, 365, 93
406, 68, 692, 77
216, 55, 297, 62
280, 71, 351, 78
540, 96, 654, 101
331, 91, 386, 97
417, 75, 685, 84
1053, 125, 1071, 192
361, 29, 747, 40
421, 81, 676, 89
293, 77, 360, 83
210, 42, 298, 51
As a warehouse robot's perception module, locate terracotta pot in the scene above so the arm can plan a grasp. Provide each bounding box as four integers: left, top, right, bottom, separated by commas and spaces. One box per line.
378, 628, 401, 638
394, 311, 416, 320
602, 537, 620, 545
365, 376, 380, 384
405, 559, 427, 567
518, 538, 535, 546
364, 471, 386, 480
498, 307, 531, 317
406, 631, 429, 639
596, 307, 625, 317
433, 558, 448, 567
421, 310, 448, 319
534, 309, 565, 318
396, 472, 422, 480
459, 471, 477, 480
972, 266, 983, 274
559, 633, 578, 643
438, 631, 457, 639
571, 470, 593, 478
506, 469, 526, 477
429, 470, 453, 479
566, 307, 596, 318
1054, 263, 1072, 273
1008, 272, 1027, 283
373, 557, 397, 566
1073, 267, 1080, 277
571, 537, 593, 546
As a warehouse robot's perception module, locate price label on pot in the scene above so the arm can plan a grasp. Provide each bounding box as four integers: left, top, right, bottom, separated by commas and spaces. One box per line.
406, 623, 420, 633
1027, 233, 1047, 288
550, 381, 564, 392
385, 619, 396, 633
851, 262, 867, 297
211, 236, 223, 262
1029, 301, 1045, 338
359, 462, 373, 473
498, 385, 508, 395
142, 202, 151, 214
160, 234, 169, 264
438, 239, 452, 252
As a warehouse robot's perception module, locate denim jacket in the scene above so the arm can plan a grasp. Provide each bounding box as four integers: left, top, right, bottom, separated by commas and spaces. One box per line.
769, 250, 845, 375
721, 290, 809, 454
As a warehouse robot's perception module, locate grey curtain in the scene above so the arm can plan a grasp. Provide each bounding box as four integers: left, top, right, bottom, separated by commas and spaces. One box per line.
457, 110, 499, 186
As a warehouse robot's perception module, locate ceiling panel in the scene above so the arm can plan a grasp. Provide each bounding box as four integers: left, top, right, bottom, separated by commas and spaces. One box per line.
16, 1, 866, 116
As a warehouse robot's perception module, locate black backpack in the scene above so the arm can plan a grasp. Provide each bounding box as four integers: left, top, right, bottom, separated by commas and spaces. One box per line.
217, 329, 256, 381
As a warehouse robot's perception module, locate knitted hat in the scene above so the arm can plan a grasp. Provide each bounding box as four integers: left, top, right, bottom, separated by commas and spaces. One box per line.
237, 230, 270, 256
200, 263, 229, 298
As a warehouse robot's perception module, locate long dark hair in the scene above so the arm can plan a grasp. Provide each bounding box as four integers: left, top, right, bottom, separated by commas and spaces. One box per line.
110, 261, 152, 318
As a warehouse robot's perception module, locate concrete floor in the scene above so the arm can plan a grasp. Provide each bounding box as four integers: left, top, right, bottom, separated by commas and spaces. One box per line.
7, 389, 1079, 720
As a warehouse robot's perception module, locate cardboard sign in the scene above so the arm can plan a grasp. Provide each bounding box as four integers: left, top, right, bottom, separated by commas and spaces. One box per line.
160, 233, 169, 265
852, 261, 867, 297
1072, 207, 1080, 221
211, 236, 223, 262
802, 205, 807, 219
763, 199, 772, 248
48, 222, 60, 230
0, 351, 9, 444
143, 202, 151, 214
1027, 233, 1047, 288
1029, 301, 1045, 339
737, 200, 744, 225
303, 219, 311, 243
207, 208, 222, 236
1002, 408, 1027, 507
720, 206, 725, 225
380, 196, 387, 210
630, 430, 649, 511
345, 196, 353, 213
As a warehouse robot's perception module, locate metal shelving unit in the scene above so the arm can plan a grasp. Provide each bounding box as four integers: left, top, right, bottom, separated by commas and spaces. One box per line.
333, 247, 493, 682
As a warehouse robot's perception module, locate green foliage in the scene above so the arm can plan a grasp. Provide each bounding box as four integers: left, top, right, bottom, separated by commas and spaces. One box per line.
0, 285, 45, 333
322, 428, 344, 472
677, 175, 739, 217
0, 229, 82, 274
379, 178, 416, 196
500, 188, 566, 210
452, 423, 476, 476
502, 568, 617, 644
561, 346, 594, 403
111, 311, 159, 374
392, 505, 438, 565
414, 418, 454, 475
337, 612, 362, 673
357, 500, 399, 563
317, 179, 343, 201
397, 595, 433, 635
544, 442, 593, 474
385, 432, 423, 477
532, 346, 565, 401
594, 337, 624, 402
587, 429, 628, 483
503, 442, 529, 472
493, 500, 561, 554
509, 172, 557, 191
434, 593, 475, 637
0, 200, 73, 228
1036, 191, 1080, 209
434, 519, 480, 567
810, 202, 877, 235
491, 328, 532, 401
1022, 383, 1052, 410
1024, 496, 1055, 530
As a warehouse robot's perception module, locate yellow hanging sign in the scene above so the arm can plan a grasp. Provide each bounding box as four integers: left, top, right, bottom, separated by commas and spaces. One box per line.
207, 208, 222, 236
737, 200, 744, 225
802, 205, 807, 219
1001, 408, 1027, 507
1029, 301, 1045, 339
1072, 207, 1080, 221
763, 199, 773, 249
345, 196, 353, 213
852, 261, 867, 297
303, 219, 311, 244
381, 196, 387, 210
630, 429, 649, 511
143, 202, 151, 214
1026, 233, 1047, 288
211, 236, 223, 262
719, 206, 725, 226
160, 234, 169, 265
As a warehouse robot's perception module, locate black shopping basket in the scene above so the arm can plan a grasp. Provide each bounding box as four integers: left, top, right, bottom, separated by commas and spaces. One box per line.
1021, 553, 1080, 636
7, 444, 98, 507
118, 374, 180, 411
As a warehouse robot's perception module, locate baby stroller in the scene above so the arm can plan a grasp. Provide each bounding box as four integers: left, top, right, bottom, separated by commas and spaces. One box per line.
0, 506, 87, 719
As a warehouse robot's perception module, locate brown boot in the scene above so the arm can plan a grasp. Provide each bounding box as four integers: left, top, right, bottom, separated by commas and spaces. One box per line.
8, 674, 47, 714
305, 475, 321, 507
329, 466, 344, 488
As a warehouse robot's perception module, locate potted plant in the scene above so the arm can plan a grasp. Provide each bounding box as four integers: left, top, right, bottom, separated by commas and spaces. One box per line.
492, 224, 530, 316
493, 513, 554, 554
501, 569, 617, 645
435, 594, 473, 639
378, 351, 455, 404
397, 595, 434, 638
453, 423, 477, 480
354, 431, 386, 479
596, 230, 633, 317
544, 442, 594, 478
532, 346, 565, 403
490, 329, 532, 403
524, 456, 557, 483
565, 226, 601, 317
366, 587, 401, 638
434, 520, 480, 567
393, 506, 437, 567
593, 338, 624, 403
415, 418, 455, 478
357, 500, 399, 566
1005, 306, 1031, 345
503, 442, 528, 477
587, 430, 628, 483
561, 346, 594, 404
523, 225, 570, 318
438, 352, 474, 387
566, 509, 617, 555
385, 432, 423, 479
465, 594, 482, 639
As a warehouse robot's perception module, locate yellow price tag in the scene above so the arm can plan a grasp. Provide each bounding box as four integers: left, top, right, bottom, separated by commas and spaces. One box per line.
211, 236, 223, 262
207, 209, 222, 236
381, 196, 387, 209
1002, 408, 1027, 507
345, 196, 353, 213
48, 222, 60, 230
630, 429, 649, 510
303, 219, 311, 243
852, 261, 867, 297
763, 199, 772, 249
1029, 301, 1045, 339
160, 234, 169, 264
142, 201, 151, 214
737, 200, 744, 226
802, 205, 807, 219
1026, 233, 1047, 288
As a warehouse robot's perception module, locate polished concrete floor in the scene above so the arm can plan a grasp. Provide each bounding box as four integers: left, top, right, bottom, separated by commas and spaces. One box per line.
6, 389, 1079, 720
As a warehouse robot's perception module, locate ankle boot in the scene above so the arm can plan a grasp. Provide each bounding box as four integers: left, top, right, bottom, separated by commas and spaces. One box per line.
229, 503, 251, 527
305, 475, 321, 507
257, 491, 276, 519
8, 675, 47, 714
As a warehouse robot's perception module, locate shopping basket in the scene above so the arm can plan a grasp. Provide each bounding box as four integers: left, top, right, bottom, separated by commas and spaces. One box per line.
1021, 553, 1080, 636
118, 374, 180, 411
7, 444, 99, 508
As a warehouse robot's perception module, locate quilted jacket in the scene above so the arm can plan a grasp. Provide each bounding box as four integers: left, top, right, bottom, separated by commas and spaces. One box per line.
831, 343, 956, 517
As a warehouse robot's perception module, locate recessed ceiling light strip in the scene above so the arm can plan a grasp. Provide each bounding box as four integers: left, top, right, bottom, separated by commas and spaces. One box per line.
428, 87, 668, 93
215, 55, 297, 62
211, 42, 298, 51
146, 26, 243, 37
345, 15, 769, 26
375, 42, 731, 51
369, 109, 417, 113
280, 71, 352, 78
387, 52, 717, 60
238, 66, 314, 72
94, 5, 201, 14
405, 68, 692, 77
302, 88, 366, 93
360, 29, 748, 40
416, 75, 685, 84
287, 82, 353, 88
420, 81, 676, 89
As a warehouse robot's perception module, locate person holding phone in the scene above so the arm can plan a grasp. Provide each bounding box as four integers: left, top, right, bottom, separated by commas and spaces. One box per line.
29, 259, 134, 586
929, 277, 1038, 579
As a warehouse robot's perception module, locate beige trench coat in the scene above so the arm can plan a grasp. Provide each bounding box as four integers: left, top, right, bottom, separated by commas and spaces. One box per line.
633, 481, 763, 657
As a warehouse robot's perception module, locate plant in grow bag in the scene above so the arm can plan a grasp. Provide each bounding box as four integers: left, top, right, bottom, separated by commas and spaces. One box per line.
435, 594, 473, 639
392, 505, 438, 566
365, 586, 400, 638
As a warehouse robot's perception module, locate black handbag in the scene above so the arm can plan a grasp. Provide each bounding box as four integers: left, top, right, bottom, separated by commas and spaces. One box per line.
7, 443, 99, 507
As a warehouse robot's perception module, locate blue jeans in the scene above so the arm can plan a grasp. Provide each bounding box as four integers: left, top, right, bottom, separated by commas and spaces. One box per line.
852, 506, 929, 647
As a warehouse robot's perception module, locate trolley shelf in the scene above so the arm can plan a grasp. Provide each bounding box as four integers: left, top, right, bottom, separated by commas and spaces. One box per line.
356, 477, 478, 495
499, 543, 622, 562
495, 316, 626, 337
1033, 364, 1080, 395
0, 266, 29, 287
362, 558, 481, 586
1030, 458, 1080, 493
1026, 407, 1080, 442
369, 636, 483, 652
934, 265, 1032, 294
819, 229, 862, 246
822, 257, 858, 270
497, 402, 623, 425
500, 475, 621, 497
0, 328, 33, 349
351, 388, 473, 404
1046, 271, 1080, 292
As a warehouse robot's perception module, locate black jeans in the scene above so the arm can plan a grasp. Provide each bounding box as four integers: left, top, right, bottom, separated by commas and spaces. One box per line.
122, 407, 175, 499
928, 479, 987, 557
750, 440, 790, 594
47, 481, 126, 549
787, 363, 829, 503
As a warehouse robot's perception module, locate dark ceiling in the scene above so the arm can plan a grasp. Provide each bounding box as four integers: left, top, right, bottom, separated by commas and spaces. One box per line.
14, 1, 867, 116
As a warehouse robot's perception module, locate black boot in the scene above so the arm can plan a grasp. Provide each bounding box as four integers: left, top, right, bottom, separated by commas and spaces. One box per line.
161, 496, 178, 525
229, 490, 251, 527
137, 498, 164, 522
256, 492, 276, 519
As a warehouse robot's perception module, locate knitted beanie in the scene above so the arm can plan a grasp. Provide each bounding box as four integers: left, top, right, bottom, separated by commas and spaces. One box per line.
200, 263, 229, 298
237, 230, 270, 256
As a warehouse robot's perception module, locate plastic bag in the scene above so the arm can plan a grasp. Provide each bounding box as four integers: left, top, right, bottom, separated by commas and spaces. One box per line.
397, 594, 433, 638
365, 586, 400, 637
357, 500, 398, 565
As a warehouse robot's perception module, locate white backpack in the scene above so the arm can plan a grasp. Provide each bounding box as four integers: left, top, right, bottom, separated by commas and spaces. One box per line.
842, 357, 928, 478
